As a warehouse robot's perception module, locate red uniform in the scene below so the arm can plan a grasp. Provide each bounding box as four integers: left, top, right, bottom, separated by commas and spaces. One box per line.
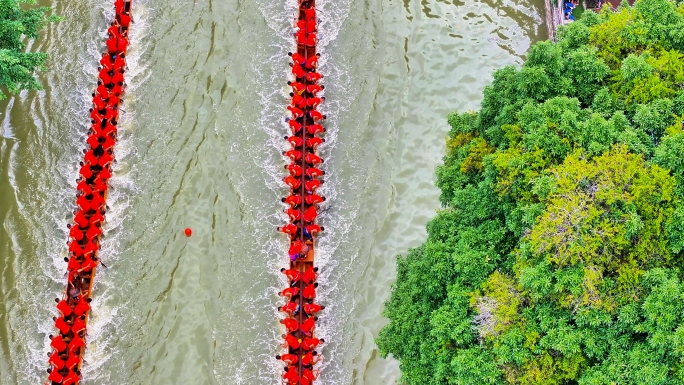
76, 195, 91, 212
288, 119, 303, 133
302, 283, 316, 300
301, 369, 317, 385
305, 167, 324, 178
280, 317, 299, 332
55, 317, 71, 335
286, 135, 304, 148
285, 208, 302, 221
106, 37, 118, 53
292, 63, 306, 78
114, 0, 124, 13
67, 257, 81, 271
93, 95, 107, 110
83, 241, 99, 258
291, 52, 306, 65
306, 84, 323, 94
86, 225, 102, 241
119, 13, 131, 28
292, 94, 306, 109
305, 33, 317, 47
295, 30, 308, 44
284, 150, 302, 161
287, 106, 304, 119
104, 107, 118, 121
113, 54, 126, 69
281, 301, 298, 315
98, 164, 113, 179
65, 354, 80, 370
305, 195, 324, 205
117, 37, 128, 52
303, 303, 323, 315
280, 287, 299, 299
62, 370, 80, 385
290, 81, 306, 94
283, 366, 299, 384
284, 176, 301, 190
279, 223, 298, 236
305, 179, 321, 193
112, 70, 125, 85
303, 206, 317, 222
74, 210, 89, 228
84, 150, 98, 166
98, 151, 114, 168
89, 211, 105, 226
48, 369, 64, 383
90, 193, 105, 211
284, 333, 301, 349
282, 268, 301, 282
279, 353, 299, 365
71, 318, 86, 334
301, 337, 321, 351
100, 55, 114, 71
100, 70, 112, 85
74, 296, 91, 316
286, 164, 303, 177
302, 266, 318, 284
283, 194, 302, 207
68, 335, 85, 353
305, 153, 323, 165
110, 83, 124, 96
301, 351, 318, 366
306, 72, 322, 82
305, 56, 318, 69
108, 24, 120, 38
97, 84, 109, 99
289, 240, 304, 255
87, 134, 101, 150
300, 317, 316, 335
80, 257, 99, 272
48, 351, 65, 370
309, 110, 324, 121
69, 226, 85, 241
305, 224, 322, 237
50, 335, 67, 352
79, 164, 93, 179
307, 124, 324, 135
306, 97, 322, 108
68, 241, 84, 256
304, 8, 316, 22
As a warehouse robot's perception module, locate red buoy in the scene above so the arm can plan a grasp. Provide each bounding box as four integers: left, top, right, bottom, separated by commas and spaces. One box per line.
184, 228, 192, 237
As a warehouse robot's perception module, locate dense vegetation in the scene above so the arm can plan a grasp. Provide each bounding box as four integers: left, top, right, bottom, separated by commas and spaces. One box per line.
377, 0, 684, 383
0, 0, 58, 99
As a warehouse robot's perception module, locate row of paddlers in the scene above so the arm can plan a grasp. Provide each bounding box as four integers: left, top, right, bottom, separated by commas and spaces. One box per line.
276, 0, 325, 383
46, 1, 132, 384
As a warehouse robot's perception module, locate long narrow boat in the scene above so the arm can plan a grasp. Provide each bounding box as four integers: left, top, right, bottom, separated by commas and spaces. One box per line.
47, 1, 132, 384
278, 0, 325, 382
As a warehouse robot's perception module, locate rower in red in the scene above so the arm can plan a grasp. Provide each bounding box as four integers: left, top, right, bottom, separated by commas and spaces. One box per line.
276, 353, 299, 365
282, 365, 300, 384
281, 333, 301, 350
278, 223, 298, 237
280, 317, 299, 332
282, 194, 303, 207
279, 287, 299, 301
303, 302, 324, 315
281, 268, 301, 283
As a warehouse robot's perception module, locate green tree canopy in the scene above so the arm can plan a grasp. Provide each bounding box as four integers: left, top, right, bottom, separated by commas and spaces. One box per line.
377, 1, 684, 383
0, 0, 58, 100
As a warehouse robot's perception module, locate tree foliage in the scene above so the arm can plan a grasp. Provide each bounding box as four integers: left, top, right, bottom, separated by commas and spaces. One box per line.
377, 1, 684, 383
0, 0, 58, 100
